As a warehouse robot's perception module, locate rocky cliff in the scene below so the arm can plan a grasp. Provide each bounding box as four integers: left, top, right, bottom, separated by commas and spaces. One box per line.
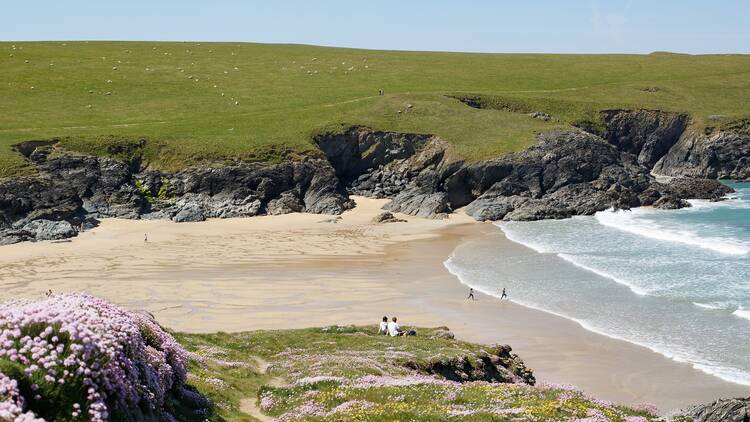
679, 396, 750, 422
600, 109, 688, 168
317, 126, 731, 221
0, 142, 351, 244
654, 130, 750, 180
1, 108, 746, 245
404, 343, 536, 386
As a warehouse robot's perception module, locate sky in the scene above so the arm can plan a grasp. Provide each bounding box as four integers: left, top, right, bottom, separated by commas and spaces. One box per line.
2, 0, 749, 54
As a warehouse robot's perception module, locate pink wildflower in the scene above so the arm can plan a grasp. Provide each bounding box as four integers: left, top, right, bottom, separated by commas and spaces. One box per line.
0, 293, 193, 421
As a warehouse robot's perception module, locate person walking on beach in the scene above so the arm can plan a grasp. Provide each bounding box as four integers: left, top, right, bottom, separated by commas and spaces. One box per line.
501, 288, 508, 300
467, 288, 475, 301
144, 233, 148, 243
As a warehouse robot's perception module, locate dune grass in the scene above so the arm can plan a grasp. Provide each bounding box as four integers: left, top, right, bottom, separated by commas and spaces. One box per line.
2, 41, 750, 177
176, 326, 661, 421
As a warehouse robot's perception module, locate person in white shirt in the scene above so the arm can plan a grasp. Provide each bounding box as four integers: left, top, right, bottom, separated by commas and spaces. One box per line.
387, 317, 404, 337
378, 316, 389, 335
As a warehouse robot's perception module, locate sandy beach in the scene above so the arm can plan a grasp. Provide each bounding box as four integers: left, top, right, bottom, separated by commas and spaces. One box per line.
1, 196, 748, 412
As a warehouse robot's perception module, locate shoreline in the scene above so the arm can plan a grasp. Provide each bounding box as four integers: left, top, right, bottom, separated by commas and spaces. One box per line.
1, 197, 748, 411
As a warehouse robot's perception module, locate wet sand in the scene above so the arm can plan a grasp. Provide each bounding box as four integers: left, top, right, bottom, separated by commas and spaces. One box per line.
1, 196, 748, 411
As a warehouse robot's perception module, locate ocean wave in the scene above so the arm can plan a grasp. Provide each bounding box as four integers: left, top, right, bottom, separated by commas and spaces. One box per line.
452, 194, 750, 388
687, 197, 750, 211
733, 309, 750, 322
595, 209, 749, 256
693, 302, 729, 310
494, 222, 553, 253
556, 253, 651, 296
445, 254, 750, 386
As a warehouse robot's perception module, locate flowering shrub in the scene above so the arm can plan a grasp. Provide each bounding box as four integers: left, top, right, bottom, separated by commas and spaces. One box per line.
0, 293, 196, 421
0, 373, 42, 421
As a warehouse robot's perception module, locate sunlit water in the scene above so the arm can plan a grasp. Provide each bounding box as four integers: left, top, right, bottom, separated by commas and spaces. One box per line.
445, 182, 750, 385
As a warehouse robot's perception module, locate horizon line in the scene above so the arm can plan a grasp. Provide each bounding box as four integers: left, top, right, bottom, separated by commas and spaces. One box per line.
2, 39, 749, 56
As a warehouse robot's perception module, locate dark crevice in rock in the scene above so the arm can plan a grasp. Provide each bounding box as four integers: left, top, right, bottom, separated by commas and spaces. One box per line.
599, 109, 689, 168
316, 127, 457, 217
448, 94, 533, 114
12, 140, 58, 159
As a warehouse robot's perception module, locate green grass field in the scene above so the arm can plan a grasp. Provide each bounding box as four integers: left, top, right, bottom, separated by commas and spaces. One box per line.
2, 41, 750, 177
176, 326, 662, 421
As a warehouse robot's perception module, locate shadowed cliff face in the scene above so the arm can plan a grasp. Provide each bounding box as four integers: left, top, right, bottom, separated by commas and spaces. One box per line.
598, 110, 749, 181
574, 108, 747, 182
0, 109, 743, 245
0, 148, 353, 244
600, 109, 689, 168
315, 126, 731, 221
654, 131, 750, 180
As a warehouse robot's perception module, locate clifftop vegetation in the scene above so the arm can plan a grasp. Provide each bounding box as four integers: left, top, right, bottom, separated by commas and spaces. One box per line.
2, 41, 750, 177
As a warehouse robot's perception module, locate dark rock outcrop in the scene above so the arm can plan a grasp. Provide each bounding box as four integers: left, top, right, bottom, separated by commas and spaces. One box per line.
463, 131, 658, 221
660, 177, 734, 201
601, 109, 688, 168
0, 144, 351, 244
316, 127, 457, 219
652, 196, 691, 210
431, 329, 455, 340
19, 219, 77, 240
2, 107, 744, 245
405, 344, 536, 386
150, 159, 348, 220
315, 126, 732, 223
681, 397, 750, 422
654, 131, 750, 180
372, 211, 406, 224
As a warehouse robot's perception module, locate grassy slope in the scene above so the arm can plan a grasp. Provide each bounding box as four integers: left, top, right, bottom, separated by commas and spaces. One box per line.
2, 41, 750, 177
176, 326, 661, 421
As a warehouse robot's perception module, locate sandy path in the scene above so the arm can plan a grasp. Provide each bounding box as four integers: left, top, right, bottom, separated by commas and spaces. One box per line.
1, 196, 748, 412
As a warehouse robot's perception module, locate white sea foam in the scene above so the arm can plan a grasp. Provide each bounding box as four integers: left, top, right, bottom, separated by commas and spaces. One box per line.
693, 302, 727, 310
556, 253, 651, 296
687, 198, 750, 210
445, 253, 750, 386
595, 209, 749, 256
450, 185, 750, 387
733, 308, 750, 322
495, 222, 552, 253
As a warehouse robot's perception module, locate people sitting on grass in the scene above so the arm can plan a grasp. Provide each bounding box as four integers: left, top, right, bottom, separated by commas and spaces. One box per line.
387, 316, 403, 336
379, 316, 389, 335
379, 316, 417, 336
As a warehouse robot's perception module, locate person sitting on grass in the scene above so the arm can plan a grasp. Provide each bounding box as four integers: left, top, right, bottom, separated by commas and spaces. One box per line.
387, 316, 404, 336
379, 316, 389, 335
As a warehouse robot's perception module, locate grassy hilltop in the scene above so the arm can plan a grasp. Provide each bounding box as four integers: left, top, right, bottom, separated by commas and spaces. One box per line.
2, 41, 750, 177
177, 326, 662, 421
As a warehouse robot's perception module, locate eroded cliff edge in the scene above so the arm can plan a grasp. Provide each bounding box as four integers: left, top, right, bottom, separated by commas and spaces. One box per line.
1, 108, 746, 244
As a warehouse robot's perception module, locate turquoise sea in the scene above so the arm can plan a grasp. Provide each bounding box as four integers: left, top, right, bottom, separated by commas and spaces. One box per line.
445, 182, 750, 385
